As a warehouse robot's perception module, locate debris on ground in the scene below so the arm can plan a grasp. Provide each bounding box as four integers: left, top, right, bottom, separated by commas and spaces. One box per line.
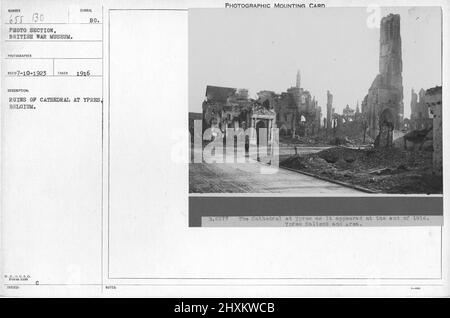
280, 146, 442, 194
280, 130, 374, 148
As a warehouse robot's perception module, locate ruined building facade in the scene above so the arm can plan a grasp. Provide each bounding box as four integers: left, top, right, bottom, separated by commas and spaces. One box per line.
201, 71, 322, 144
342, 104, 355, 123
273, 71, 321, 137
362, 14, 404, 147
424, 86, 442, 175
202, 85, 277, 144
410, 88, 432, 130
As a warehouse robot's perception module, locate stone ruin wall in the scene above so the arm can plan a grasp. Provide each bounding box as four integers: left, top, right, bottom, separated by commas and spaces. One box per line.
424, 86, 442, 175
364, 14, 404, 147
326, 90, 333, 131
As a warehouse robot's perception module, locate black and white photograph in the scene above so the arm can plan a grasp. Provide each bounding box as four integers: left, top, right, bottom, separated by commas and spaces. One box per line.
1, 0, 449, 299
189, 7, 442, 194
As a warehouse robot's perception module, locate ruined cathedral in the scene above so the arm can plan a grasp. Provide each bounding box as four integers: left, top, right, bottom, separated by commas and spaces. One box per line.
273, 71, 321, 137
201, 71, 322, 143
362, 14, 404, 147
197, 12, 441, 160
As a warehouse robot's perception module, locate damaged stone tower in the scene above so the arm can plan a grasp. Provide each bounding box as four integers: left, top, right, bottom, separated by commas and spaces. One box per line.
364, 14, 404, 147
326, 90, 333, 131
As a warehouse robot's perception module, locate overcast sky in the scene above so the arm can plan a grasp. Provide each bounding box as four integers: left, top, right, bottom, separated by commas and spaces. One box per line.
189, 7, 441, 119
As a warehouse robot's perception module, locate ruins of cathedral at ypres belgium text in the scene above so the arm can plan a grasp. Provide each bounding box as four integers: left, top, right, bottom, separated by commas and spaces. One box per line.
189, 13, 442, 194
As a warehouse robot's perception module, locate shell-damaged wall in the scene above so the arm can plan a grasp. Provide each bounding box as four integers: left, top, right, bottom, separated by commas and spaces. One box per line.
363, 14, 404, 147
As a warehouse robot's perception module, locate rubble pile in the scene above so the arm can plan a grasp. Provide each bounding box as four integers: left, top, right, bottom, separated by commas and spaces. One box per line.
280, 146, 442, 194
280, 129, 373, 147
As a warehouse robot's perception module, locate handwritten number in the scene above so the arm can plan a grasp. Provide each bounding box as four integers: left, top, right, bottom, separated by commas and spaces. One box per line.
9, 15, 23, 24
31, 13, 44, 23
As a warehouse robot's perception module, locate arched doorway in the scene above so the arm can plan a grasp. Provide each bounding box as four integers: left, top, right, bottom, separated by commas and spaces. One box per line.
377, 108, 395, 147
299, 115, 307, 137
256, 120, 266, 146
279, 124, 288, 136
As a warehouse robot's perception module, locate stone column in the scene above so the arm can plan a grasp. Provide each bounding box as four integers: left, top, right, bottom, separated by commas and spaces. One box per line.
269, 119, 273, 144
326, 90, 333, 134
